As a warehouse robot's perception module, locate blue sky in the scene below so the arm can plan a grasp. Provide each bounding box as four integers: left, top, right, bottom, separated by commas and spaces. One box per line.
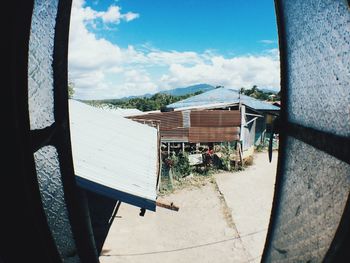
69, 0, 280, 99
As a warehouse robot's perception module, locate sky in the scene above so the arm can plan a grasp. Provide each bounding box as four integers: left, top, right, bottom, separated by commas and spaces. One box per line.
68, 0, 280, 99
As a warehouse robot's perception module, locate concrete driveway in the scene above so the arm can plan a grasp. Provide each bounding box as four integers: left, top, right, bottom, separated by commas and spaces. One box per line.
215, 151, 278, 262
100, 151, 277, 263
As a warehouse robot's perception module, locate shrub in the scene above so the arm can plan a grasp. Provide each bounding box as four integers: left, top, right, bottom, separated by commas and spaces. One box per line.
244, 156, 254, 166
256, 144, 265, 152
168, 152, 192, 179
214, 145, 232, 171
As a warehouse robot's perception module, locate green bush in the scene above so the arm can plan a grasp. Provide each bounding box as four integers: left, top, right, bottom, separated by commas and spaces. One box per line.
168, 152, 192, 179
255, 143, 265, 152
215, 145, 232, 171
194, 165, 212, 176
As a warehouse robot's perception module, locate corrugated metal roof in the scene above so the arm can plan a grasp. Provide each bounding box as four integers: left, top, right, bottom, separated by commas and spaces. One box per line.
100, 106, 143, 117
167, 87, 280, 111
69, 100, 159, 211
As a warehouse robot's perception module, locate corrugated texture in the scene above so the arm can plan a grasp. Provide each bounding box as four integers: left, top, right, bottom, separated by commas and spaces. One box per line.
284, 0, 350, 137
161, 128, 189, 142
189, 127, 240, 143
130, 111, 183, 129
167, 88, 280, 111
190, 110, 240, 127
99, 106, 143, 117
69, 100, 158, 211
130, 110, 241, 143
34, 146, 79, 262
160, 127, 240, 143
263, 0, 350, 262
266, 137, 350, 261
28, 0, 58, 129
182, 110, 191, 128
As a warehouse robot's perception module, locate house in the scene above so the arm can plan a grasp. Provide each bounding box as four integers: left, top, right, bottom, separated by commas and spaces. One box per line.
165, 87, 280, 152
128, 108, 242, 168
127, 87, 279, 159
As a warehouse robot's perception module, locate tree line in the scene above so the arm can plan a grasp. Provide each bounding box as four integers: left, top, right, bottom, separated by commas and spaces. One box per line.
240, 85, 280, 101
71, 83, 280, 111
84, 91, 204, 112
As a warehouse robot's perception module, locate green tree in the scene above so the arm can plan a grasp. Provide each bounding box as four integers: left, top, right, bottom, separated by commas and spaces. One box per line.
68, 81, 75, 99
84, 90, 206, 111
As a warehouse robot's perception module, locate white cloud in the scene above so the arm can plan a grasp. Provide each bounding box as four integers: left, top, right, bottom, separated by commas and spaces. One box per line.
68, 1, 280, 100
123, 12, 140, 22
71, 1, 139, 25
159, 54, 280, 91
123, 69, 158, 95
101, 5, 122, 23
147, 50, 202, 66
68, 0, 128, 99
99, 5, 139, 24
259, 39, 277, 44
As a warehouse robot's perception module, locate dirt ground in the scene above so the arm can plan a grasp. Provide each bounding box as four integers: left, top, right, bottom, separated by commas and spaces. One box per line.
100, 151, 278, 263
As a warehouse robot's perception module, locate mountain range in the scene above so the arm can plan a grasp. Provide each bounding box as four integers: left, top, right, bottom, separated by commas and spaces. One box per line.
120, 84, 215, 100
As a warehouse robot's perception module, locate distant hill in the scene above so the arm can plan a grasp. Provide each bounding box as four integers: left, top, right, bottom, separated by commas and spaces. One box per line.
259, 87, 280, 94
118, 83, 215, 100
159, 84, 215, 96
120, 93, 153, 100
83, 84, 215, 111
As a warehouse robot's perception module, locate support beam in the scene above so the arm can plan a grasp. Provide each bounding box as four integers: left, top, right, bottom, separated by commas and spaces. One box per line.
156, 200, 179, 211
245, 117, 259, 127
245, 113, 263, 118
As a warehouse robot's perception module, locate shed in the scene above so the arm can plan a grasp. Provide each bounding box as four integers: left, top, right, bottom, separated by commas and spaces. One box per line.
166, 87, 280, 150
129, 109, 241, 143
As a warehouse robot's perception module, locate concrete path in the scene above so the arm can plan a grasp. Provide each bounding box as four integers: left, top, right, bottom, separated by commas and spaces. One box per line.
100, 183, 251, 263
215, 151, 278, 262
100, 151, 277, 263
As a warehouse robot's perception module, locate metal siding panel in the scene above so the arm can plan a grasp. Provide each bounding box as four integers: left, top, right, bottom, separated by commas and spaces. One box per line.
190, 110, 241, 127
188, 127, 240, 143
69, 100, 158, 210
130, 111, 183, 129
161, 128, 189, 142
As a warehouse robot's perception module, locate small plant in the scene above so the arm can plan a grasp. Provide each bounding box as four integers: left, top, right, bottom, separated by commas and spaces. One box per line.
256, 144, 265, 152
214, 145, 233, 171
167, 152, 192, 179
244, 156, 254, 166
194, 165, 212, 176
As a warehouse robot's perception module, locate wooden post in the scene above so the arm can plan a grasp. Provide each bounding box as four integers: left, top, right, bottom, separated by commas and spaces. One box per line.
169, 167, 174, 190
240, 105, 246, 151
237, 141, 243, 165
182, 142, 185, 153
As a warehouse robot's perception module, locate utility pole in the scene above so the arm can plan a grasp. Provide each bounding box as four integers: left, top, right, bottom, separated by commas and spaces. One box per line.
238, 88, 242, 111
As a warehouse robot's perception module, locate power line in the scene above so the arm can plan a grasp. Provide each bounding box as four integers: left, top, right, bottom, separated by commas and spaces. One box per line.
100, 228, 266, 257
